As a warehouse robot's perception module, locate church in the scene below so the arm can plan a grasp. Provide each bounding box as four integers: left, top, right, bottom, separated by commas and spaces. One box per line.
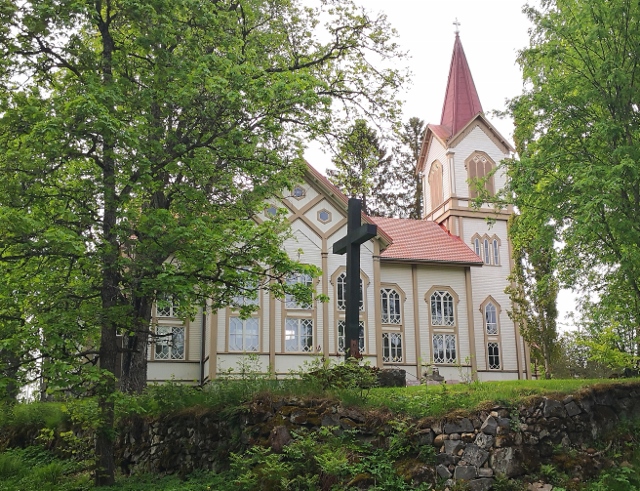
147, 32, 531, 385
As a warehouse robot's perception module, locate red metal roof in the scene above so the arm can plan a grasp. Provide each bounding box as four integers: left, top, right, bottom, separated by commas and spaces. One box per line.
440, 34, 483, 137
370, 216, 483, 265
427, 124, 451, 143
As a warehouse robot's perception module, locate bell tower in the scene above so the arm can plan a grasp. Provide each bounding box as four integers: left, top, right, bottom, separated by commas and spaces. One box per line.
416, 28, 530, 380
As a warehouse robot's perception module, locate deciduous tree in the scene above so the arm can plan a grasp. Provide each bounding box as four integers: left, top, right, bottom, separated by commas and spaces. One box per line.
0, 0, 406, 483
505, 0, 640, 366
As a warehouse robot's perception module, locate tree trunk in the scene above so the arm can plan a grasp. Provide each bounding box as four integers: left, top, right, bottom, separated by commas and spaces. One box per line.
95, 4, 118, 483
120, 299, 152, 394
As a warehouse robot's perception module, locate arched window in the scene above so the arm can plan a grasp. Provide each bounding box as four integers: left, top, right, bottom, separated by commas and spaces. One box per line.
483, 239, 490, 265
471, 234, 501, 266
466, 153, 495, 199
429, 161, 444, 211
336, 272, 364, 311
430, 291, 455, 326
381, 288, 401, 324
485, 303, 498, 335
481, 297, 501, 370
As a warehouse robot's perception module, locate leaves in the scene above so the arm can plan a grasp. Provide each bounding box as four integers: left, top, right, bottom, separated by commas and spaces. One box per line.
505, 0, 640, 370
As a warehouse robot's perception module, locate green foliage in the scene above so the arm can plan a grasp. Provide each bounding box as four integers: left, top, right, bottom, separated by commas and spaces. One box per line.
550, 331, 611, 379
327, 119, 393, 216
0, 402, 67, 431
327, 116, 425, 219
301, 356, 378, 400
0, 447, 90, 491
506, 215, 559, 380
505, 0, 640, 373
0, 0, 408, 482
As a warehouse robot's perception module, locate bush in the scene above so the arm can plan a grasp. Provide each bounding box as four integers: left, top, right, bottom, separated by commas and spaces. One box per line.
0, 402, 67, 431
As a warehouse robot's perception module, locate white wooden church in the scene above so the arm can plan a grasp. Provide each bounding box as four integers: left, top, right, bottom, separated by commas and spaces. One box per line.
148, 33, 531, 385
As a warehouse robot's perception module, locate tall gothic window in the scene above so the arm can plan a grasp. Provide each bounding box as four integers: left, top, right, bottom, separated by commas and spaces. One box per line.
429, 161, 444, 211
485, 303, 498, 335
430, 291, 455, 326
336, 272, 364, 311
381, 288, 401, 324
467, 153, 495, 199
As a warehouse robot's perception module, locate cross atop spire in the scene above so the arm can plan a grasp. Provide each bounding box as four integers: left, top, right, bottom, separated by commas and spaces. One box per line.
453, 18, 461, 35
439, 33, 483, 137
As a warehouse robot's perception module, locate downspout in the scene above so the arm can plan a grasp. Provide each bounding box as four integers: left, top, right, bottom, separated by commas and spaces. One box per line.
200, 306, 207, 386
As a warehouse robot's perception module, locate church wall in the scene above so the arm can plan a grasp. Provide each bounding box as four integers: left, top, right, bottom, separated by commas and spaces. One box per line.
147, 361, 201, 383
415, 265, 470, 372
378, 263, 418, 371
187, 310, 203, 363
216, 353, 271, 375
282, 182, 320, 210
461, 217, 520, 376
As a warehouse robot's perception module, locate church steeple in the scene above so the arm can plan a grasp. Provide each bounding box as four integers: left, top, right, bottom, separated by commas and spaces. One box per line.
440, 32, 483, 136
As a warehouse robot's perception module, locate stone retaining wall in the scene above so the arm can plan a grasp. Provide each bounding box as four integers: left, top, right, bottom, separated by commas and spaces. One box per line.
4, 382, 640, 489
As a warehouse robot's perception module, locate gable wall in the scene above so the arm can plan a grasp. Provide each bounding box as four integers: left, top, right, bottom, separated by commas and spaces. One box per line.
451, 125, 509, 200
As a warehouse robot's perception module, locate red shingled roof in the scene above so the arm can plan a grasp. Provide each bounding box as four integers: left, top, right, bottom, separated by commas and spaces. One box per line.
440, 33, 483, 137
370, 217, 483, 265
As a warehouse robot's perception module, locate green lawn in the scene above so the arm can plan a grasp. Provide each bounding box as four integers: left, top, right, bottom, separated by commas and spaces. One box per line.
363, 378, 640, 418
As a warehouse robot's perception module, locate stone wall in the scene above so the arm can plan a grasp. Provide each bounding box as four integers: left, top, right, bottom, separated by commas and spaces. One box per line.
4, 382, 640, 489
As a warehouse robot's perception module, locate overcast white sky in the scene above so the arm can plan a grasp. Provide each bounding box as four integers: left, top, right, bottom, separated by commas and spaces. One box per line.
304, 0, 533, 173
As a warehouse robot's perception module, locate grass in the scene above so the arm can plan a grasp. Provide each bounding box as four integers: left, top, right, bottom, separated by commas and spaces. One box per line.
364, 378, 640, 418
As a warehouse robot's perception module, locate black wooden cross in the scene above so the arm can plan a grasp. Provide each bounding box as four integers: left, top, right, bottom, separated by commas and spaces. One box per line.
333, 198, 377, 359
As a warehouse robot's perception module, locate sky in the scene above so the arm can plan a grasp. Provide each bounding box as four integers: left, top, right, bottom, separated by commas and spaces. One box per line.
304, 0, 533, 173
303, 0, 578, 329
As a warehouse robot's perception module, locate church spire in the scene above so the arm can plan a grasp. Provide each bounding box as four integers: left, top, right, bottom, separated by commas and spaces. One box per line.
440, 30, 483, 136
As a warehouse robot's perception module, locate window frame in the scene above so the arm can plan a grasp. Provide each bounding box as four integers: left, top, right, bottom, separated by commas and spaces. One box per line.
432, 333, 457, 364
488, 342, 501, 370
480, 296, 502, 371
380, 287, 402, 325
155, 294, 180, 318
154, 325, 186, 361
285, 317, 314, 353
382, 332, 404, 363
337, 319, 366, 355
428, 160, 444, 212
229, 316, 260, 352
285, 272, 314, 310
470, 234, 501, 266
425, 286, 460, 365
465, 151, 496, 199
